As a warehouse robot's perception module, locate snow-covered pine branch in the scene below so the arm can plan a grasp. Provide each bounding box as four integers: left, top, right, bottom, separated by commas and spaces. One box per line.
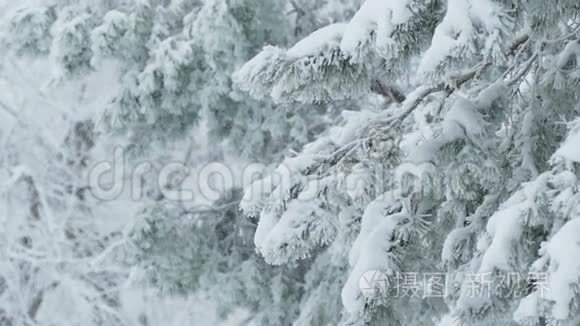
235, 0, 441, 103
234, 23, 371, 103
236, 0, 580, 324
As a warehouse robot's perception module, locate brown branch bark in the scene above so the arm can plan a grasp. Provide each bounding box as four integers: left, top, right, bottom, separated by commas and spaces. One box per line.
372, 80, 406, 103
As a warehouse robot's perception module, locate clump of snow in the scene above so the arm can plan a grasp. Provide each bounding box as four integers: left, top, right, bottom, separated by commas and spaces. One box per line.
556, 40, 580, 69
405, 96, 485, 164
342, 211, 405, 313
543, 218, 580, 319
555, 120, 580, 163
469, 0, 504, 31
90, 10, 129, 65
441, 227, 472, 265
405, 141, 441, 164
240, 174, 276, 217
6, 5, 56, 55
257, 176, 337, 265
442, 97, 486, 140
513, 292, 540, 323
233, 45, 286, 99
418, 0, 504, 76
333, 110, 379, 146
241, 152, 319, 218
418, 0, 474, 76
475, 80, 507, 109
254, 209, 281, 248
478, 174, 549, 273
348, 191, 400, 266
345, 163, 374, 201
236, 28, 371, 104
49, 9, 94, 78
287, 23, 346, 59
340, 0, 412, 61
547, 170, 578, 224
478, 203, 525, 273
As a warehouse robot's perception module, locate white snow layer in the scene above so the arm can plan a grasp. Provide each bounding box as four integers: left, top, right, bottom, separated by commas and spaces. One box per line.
513, 291, 541, 323
478, 174, 549, 273
342, 212, 405, 313
418, 0, 503, 75
544, 218, 580, 319
405, 96, 485, 164
342, 192, 403, 313
556, 126, 580, 163
556, 40, 580, 69
286, 23, 346, 59
340, 0, 412, 60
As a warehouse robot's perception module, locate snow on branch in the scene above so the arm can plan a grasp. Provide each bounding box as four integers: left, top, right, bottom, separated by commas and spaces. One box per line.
418, 0, 511, 78
339, 0, 413, 62
90, 10, 129, 66
240, 109, 382, 263
235, 0, 439, 103
234, 23, 371, 103
5, 5, 56, 56
555, 118, 580, 163
49, 7, 95, 78
515, 218, 580, 322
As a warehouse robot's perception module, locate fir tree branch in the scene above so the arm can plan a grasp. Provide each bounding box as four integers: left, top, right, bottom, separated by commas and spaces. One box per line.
297, 32, 535, 181
298, 62, 492, 178
395, 61, 492, 123
394, 34, 532, 123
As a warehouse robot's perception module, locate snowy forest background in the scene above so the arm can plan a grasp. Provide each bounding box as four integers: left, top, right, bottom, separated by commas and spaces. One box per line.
1, 0, 580, 325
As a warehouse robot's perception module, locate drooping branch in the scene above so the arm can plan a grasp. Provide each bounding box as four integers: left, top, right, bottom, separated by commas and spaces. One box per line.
297, 63, 490, 180
274, 34, 538, 201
